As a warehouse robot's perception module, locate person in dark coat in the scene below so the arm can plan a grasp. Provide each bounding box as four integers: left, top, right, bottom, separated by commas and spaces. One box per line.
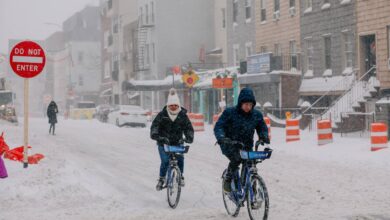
47, 101, 58, 135
150, 88, 194, 191
214, 87, 269, 192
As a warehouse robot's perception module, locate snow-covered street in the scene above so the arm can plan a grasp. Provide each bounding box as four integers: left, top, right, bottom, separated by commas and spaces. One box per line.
1, 118, 390, 220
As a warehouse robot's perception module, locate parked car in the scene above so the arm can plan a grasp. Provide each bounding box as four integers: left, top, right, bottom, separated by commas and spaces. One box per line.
108, 105, 148, 127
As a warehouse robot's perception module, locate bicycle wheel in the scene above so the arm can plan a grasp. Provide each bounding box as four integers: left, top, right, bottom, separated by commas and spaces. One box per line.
222, 170, 240, 217
167, 167, 182, 209
246, 174, 269, 220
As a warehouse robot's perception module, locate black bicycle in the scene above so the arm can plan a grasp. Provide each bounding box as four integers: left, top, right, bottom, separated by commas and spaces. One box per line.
162, 144, 189, 209
222, 141, 272, 220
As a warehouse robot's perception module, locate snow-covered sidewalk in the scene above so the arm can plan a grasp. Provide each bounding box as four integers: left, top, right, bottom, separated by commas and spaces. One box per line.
1, 118, 389, 220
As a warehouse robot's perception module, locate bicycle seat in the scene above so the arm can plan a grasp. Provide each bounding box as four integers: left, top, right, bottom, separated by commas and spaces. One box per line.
164, 145, 189, 153
239, 150, 272, 160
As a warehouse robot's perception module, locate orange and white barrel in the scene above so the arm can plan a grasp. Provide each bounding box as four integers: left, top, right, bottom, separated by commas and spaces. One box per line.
286, 119, 300, 142
317, 120, 333, 146
371, 123, 388, 151
264, 117, 271, 140
189, 113, 205, 132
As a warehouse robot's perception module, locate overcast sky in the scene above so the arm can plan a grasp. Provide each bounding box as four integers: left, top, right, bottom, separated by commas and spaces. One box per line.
0, 0, 100, 54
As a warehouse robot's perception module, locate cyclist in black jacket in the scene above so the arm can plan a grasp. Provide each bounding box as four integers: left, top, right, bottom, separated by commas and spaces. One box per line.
151, 88, 194, 191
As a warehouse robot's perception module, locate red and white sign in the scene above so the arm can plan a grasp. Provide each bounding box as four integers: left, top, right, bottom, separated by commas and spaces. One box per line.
9, 41, 46, 78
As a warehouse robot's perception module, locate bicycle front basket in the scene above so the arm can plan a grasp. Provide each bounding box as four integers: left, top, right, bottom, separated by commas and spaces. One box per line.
240, 150, 270, 160
164, 145, 189, 153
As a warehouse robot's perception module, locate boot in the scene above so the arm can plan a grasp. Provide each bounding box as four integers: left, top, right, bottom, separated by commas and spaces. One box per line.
223, 172, 233, 192
156, 177, 165, 191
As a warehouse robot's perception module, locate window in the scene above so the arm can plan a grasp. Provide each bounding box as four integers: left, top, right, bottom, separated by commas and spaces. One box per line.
245, 0, 251, 20
324, 36, 332, 69
145, 4, 149, 24
274, 0, 280, 12
104, 61, 110, 79
290, 40, 297, 68
261, 0, 266, 22
103, 31, 108, 48
305, 38, 314, 71
260, 46, 267, 53
274, 44, 281, 56
107, 0, 112, 10
78, 75, 84, 86
152, 43, 156, 63
112, 16, 119, 33
387, 26, 390, 58
343, 32, 353, 68
112, 54, 119, 71
222, 8, 226, 28
78, 51, 84, 64
151, 2, 154, 23
304, 0, 313, 13
233, 44, 240, 66
290, 0, 295, 8
245, 42, 252, 57
233, 0, 238, 23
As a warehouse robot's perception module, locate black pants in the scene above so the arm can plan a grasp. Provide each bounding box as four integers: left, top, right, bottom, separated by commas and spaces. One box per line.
49, 123, 55, 135
221, 145, 242, 177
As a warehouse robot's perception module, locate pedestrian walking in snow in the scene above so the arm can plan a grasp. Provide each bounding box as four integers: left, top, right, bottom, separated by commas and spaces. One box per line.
150, 88, 194, 191
47, 101, 58, 135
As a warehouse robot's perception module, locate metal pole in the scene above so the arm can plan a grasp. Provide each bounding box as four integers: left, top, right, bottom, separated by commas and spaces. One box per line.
23, 78, 29, 168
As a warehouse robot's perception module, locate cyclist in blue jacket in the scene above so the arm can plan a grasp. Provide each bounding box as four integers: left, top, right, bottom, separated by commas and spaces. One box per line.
214, 87, 269, 192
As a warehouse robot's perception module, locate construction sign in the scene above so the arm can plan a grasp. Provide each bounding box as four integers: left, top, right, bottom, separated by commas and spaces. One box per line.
212, 78, 233, 89
182, 70, 199, 88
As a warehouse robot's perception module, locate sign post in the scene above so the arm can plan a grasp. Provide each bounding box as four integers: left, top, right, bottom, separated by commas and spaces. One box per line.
9, 40, 46, 168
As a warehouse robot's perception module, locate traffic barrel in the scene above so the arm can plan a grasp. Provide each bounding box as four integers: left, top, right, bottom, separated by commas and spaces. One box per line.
188, 113, 205, 132
317, 120, 333, 146
286, 119, 300, 142
371, 123, 388, 151
264, 117, 271, 140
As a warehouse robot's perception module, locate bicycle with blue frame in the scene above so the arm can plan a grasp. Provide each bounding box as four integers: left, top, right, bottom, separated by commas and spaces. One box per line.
162, 144, 189, 209
222, 141, 272, 220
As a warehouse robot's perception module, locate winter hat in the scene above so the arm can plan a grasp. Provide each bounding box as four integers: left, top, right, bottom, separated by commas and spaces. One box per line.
166, 88, 181, 106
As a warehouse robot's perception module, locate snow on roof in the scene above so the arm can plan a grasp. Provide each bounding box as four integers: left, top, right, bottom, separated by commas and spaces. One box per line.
263, 102, 272, 107
128, 74, 183, 87
300, 101, 311, 108
299, 75, 355, 94
376, 97, 390, 104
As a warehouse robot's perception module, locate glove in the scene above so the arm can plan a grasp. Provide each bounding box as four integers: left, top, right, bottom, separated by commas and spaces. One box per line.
218, 137, 233, 146
158, 137, 170, 145
259, 136, 270, 145
184, 137, 193, 144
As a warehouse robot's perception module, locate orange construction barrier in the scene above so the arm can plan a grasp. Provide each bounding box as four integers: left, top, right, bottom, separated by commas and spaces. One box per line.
371, 123, 388, 152
317, 120, 333, 146
188, 113, 205, 132
213, 114, 221, 127
264, 117, 271, 140
286, 119, 300, 142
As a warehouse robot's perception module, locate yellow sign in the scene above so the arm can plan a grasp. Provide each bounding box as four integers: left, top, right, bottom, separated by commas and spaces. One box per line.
182, 70, 199, 88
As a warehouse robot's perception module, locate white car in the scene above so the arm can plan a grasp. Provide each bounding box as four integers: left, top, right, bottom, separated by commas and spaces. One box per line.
108, 105, 148, 127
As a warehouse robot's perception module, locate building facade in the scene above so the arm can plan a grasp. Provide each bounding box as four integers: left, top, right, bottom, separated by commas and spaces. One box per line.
226, 0, 256, 66
356, 0, 390, 90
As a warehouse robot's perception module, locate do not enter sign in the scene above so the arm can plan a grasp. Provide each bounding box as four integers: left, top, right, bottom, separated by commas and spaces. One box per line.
9, 41, 46, 78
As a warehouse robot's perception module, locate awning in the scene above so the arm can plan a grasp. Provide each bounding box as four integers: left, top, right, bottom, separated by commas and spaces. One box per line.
124, 75, 185, 91
100, 88, 112, 97
206, 48, 223, 55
